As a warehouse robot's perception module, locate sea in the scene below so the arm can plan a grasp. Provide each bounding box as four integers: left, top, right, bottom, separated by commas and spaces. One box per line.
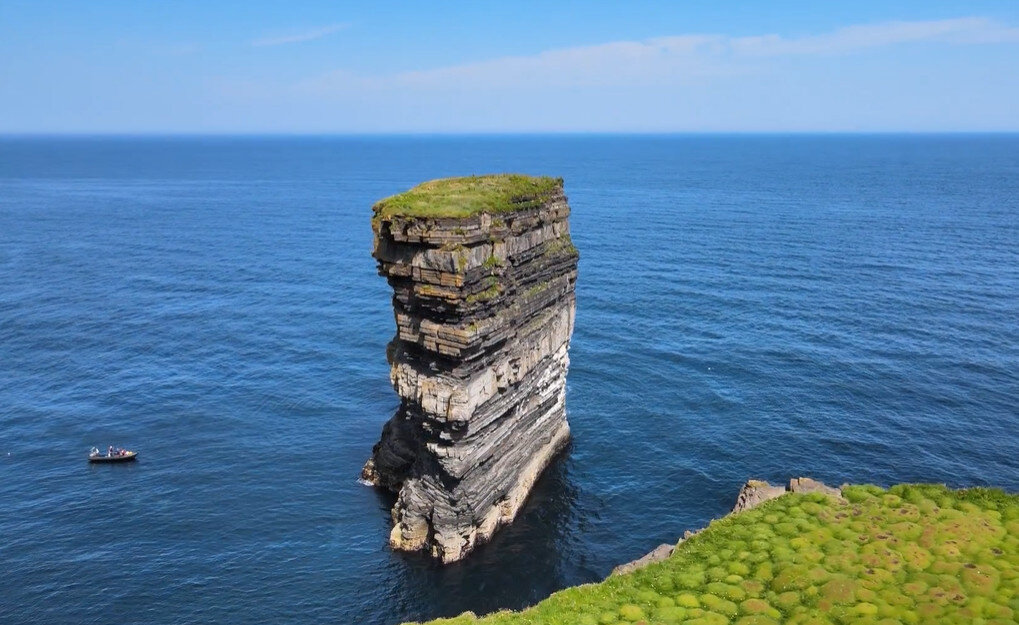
1, 135, 1017, 624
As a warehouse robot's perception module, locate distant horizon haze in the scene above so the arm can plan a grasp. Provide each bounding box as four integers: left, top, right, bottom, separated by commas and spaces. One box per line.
4, 131, 1019, 138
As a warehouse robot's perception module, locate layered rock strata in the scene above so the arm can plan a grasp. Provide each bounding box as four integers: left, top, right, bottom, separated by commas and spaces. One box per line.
362, 175, 579, 563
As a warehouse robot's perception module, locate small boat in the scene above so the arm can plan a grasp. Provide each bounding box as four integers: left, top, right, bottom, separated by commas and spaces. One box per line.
88, 447, 137, 463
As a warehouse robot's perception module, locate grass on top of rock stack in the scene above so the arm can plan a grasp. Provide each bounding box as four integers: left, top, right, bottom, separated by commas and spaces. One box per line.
411, 484, 1018, 625
373, 174, 562, 220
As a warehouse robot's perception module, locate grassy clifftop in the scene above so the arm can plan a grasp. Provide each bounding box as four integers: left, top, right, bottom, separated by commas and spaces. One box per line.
373, 174, 562, 220
413, 484, 1018, 625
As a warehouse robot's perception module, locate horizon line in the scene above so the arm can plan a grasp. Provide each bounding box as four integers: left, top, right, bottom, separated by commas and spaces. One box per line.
3, 130, 1019, 139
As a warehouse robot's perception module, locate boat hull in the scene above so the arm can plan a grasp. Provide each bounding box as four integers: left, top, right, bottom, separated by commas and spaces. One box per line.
88, 451, 137, 463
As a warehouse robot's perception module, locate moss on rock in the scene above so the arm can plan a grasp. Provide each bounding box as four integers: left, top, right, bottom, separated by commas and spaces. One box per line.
373, 174, 562, 220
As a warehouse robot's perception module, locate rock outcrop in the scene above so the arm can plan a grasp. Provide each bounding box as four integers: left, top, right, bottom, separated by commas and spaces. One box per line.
733, 476, 845, 513
616, 477, 845, 576
362, 174, 579, 563
731, 479, 788, 513
611, 543, 675, 576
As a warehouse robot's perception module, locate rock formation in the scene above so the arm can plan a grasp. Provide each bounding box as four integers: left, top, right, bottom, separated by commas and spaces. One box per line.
361, 174, 579, 563
611, 543, 675, 576
732, 477, 845, 513
731, 479, 788, 513
615, 477, 846, 575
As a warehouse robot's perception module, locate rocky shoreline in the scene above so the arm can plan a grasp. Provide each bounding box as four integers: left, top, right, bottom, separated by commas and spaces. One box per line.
362, 175, 579, 563
611, 477, 845, 576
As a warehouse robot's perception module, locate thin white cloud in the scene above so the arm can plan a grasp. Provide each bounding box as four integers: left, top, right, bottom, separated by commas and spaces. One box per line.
252, 23, 348, 47
730, 17, 1019, 56
391, 35, 726, 88
298, 17, 1019, 94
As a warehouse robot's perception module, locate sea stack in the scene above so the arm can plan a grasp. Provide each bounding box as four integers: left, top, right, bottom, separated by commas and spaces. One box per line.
362, 174, 578, 563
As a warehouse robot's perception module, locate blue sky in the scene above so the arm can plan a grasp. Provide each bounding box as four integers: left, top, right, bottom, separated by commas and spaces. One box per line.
2, 1, 1018, 133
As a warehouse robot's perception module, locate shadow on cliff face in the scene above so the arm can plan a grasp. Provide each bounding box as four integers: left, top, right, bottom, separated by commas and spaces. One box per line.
370, 444, 592, 624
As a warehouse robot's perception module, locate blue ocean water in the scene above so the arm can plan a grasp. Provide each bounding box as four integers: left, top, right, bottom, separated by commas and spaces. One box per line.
1, 135, 1017, 624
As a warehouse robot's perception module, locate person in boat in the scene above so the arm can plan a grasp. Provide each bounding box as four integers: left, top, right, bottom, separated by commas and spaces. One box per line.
108, 445, 114, 457
90, 447, 100, 457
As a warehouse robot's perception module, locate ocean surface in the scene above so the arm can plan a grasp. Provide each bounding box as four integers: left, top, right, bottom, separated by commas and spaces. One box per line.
1, 135, 1017, 624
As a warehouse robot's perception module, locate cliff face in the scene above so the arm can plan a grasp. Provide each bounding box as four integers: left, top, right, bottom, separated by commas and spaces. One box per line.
362, 175, 579, 563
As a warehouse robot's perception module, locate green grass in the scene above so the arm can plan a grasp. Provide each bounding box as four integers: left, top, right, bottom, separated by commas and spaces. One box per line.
523, 281, 550, 298
466, 279, 502, 304
373, 174, 562, 220
408, 484, 1018, 625
544, 233, 578, 258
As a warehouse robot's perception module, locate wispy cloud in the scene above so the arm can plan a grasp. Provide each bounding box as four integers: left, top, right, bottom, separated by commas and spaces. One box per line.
729, 17, 1019, 56
252, 23, 348, 47
298, 17, 1019, 93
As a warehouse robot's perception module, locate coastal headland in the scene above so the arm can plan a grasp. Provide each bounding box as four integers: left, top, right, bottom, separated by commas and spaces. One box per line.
408, 480, 1018, 624
362, 174, 580, 563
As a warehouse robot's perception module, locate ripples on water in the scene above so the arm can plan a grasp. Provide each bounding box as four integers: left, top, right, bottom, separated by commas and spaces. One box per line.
1, 136, 1017, 624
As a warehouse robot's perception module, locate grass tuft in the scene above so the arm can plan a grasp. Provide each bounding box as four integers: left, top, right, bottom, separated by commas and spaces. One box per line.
373, 174, 562, 220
